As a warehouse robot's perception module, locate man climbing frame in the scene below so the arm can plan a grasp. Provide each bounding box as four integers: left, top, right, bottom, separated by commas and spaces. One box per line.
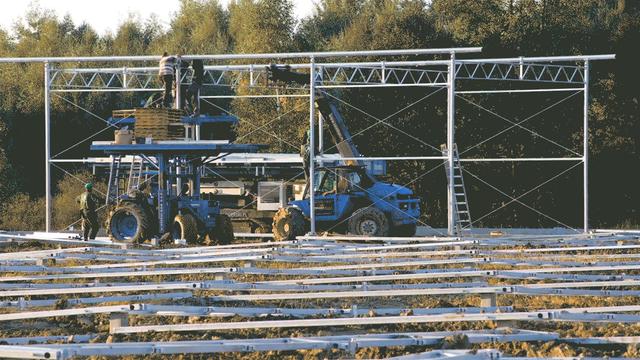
77, 183, 100, 241
158, 52, 179, 108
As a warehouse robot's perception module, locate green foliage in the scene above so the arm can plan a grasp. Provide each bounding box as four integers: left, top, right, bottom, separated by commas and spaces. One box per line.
329, 0, 441, 50
0, 148, 18, 204
53, 171, 107, 230
295, 0, 365, 51
0, 193, 45, 231
229, 0, 296, 53
166, 0, 230, 54
431, 0, 505, 47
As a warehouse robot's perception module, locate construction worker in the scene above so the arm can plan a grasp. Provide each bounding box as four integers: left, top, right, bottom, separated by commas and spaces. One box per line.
77, 183, 100, 241
159, 52, 178, 108
187, 59, 204, 116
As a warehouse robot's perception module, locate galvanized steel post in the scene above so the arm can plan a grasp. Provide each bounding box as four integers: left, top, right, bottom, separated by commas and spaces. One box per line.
309, 57, 317, 235
447, 53, 456, 236
583, 60, 590, 233
44, 62, 52, 232
175, 57, 181, 110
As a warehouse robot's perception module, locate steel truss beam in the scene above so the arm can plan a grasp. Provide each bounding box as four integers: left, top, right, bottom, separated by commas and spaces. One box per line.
455, 61, 585, 84
46, 55, 614, 92
48, 62, 452, 91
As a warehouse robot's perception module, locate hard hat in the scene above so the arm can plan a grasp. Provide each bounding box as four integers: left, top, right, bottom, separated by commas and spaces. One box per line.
85, 183, 93, 190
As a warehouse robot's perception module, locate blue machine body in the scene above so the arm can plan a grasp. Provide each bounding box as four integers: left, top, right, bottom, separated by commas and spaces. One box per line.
91, 141, 264, 236
290, 166, 420, 228
176, 198, 220, 228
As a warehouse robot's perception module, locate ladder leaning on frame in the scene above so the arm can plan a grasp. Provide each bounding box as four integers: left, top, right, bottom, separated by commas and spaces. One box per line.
106, 155, 146, 206
441, 144, 472, 236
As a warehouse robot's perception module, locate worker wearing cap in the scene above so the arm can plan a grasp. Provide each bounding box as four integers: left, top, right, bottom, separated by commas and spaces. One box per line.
77, 183, 100, 241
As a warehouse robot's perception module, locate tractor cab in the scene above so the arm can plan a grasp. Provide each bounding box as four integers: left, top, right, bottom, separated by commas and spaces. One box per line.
302, 166, 373, 222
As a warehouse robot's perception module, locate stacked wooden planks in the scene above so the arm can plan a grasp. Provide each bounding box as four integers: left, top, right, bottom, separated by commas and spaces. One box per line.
113, 108, 185, 140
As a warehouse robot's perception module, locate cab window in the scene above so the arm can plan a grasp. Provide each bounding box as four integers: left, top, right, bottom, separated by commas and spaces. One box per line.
314, 170, 336, 194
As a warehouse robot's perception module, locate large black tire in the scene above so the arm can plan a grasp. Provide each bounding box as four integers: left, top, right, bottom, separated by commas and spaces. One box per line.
172, 213, 199, 244
211, 214, 234, 245
393, 223, 417, 237
107, 203, 152, 244
348, 207, 390, 237
272, 207, 306, 241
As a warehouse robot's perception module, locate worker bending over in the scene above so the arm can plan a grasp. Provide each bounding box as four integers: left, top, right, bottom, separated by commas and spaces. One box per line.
77, 183, 101, 241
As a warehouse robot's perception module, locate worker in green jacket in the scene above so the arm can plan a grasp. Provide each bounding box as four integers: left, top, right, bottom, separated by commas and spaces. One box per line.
77, 183, 100, 241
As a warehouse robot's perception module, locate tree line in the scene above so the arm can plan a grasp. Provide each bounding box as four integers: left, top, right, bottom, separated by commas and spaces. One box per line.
0, 0, 637, 230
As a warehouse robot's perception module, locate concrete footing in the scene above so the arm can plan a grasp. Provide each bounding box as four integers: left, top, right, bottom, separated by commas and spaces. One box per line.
109, 312, 129, 333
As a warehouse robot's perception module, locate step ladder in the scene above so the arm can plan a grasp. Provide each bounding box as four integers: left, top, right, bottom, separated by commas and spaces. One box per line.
441, 144, 472, 235
105, 155, 123, 206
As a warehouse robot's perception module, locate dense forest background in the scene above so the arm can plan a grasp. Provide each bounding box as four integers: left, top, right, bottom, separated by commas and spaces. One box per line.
0, 0, 637, 231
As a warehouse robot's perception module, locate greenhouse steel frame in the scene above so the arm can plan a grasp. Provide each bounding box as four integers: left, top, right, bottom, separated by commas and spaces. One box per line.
0, 48, 615, 235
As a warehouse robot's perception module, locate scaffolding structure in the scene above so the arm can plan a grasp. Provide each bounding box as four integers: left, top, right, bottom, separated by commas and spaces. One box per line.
0, 48, 615, 235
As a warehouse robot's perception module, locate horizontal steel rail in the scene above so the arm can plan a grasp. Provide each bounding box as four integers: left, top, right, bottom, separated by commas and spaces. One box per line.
0, 279, 489, 294
0, 48, 483, 63
111, 311, 550, 333
0, 303, 514, 322
110, 304, 640, 335
0, 329, 560, 360
0, 292, 193, 309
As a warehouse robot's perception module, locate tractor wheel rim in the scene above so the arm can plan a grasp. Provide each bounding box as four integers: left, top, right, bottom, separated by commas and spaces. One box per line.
283, 223, 290, 233
113, 211, 138, 240
360, 219, 378, 235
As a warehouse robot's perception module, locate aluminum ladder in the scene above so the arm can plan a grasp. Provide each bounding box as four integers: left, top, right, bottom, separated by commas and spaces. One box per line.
127, 156, 145, 194
105, 155, 123, 206
442, 144, 472, 235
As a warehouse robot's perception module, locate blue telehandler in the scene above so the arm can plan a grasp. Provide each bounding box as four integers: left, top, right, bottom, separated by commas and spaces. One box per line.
267, 65, 421, 240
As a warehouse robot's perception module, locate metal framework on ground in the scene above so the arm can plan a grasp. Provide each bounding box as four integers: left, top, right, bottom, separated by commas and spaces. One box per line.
0, 48, 615, 235
1, 230, 640, 358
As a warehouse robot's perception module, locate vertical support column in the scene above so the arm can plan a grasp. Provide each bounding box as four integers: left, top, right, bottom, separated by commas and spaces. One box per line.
193, 161, 201, 199
176, 158, 182, 197
157, 154, 167, 234
583, 60, 590, 233
447, 53, 456, 236
317, 108, 323, 167
316, 66, 323, 167
174, 57, 181, 110
318, 112, 323, 154
44, 62, 52, 232
309, 57, 317, 235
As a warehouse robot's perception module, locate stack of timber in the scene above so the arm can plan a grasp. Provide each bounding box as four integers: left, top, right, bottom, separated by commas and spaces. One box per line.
113, 108, 185, 140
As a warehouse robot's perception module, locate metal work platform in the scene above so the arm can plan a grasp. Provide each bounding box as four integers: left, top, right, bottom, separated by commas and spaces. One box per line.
90, 140, 264, 155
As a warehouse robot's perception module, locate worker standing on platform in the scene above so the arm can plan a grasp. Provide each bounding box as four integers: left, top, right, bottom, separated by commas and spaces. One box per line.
187, 59, 204, 117
159, 52, 178, 108
77, 183, 100, 241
